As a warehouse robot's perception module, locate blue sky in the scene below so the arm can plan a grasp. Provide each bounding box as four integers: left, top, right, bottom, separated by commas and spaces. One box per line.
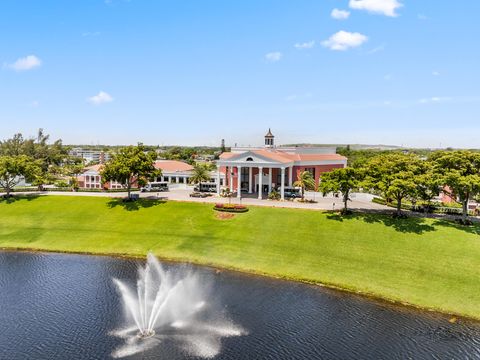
1, 0, 479, 148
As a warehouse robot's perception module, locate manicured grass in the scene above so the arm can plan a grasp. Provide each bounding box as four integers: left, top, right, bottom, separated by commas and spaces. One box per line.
1, 195, 480, 319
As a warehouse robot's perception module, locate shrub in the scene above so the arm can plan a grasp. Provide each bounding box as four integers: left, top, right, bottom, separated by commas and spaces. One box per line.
297, 199, 318, 204
54, 180, 69, 188
213, 204, 248, 213
268, 190, 280, 200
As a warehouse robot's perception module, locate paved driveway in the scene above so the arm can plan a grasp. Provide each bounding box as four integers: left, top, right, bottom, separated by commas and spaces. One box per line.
4, 187, 387, 211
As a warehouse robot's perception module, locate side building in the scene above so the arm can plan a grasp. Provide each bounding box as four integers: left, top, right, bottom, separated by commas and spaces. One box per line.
76, 160, 225, 190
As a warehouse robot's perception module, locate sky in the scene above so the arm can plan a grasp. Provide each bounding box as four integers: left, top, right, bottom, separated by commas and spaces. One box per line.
1, 0, 480, 148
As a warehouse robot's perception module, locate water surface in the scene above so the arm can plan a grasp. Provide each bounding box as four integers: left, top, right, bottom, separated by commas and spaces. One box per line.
0, 251, 479, 359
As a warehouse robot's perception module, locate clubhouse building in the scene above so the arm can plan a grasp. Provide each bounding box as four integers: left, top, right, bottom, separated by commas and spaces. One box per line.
76, 129, 346, 200
216, 129, 347, 200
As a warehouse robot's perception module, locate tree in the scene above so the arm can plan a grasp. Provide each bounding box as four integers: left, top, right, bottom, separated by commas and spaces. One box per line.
0, 155, 39, 197
414, 161, 441, 211
189, 164, 211, 191
318, 167, 361, 213
101, 145, 159, 199
433, 150, 480, 223
62, 159, 85, 191
0, 129, 68, 185
293, 170, 316, 200
363, 153, 421, 216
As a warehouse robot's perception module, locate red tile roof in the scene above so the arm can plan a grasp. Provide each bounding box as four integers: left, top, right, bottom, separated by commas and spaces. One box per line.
219, 150, 346, 163
295, 153, 347, 161
219, 152, 237, 159
251, 150, 294, 163
84, 164, 103, 173
154, 160, 194, 172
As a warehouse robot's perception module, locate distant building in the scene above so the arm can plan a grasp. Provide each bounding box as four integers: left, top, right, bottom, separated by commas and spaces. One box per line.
69, 147, 111, 164
216, 129, 347, 200
77, 165, 124, 190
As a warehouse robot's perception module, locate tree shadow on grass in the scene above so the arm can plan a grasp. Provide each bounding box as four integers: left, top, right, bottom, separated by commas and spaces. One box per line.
106, 197, 167, 211
432, 218, 480, 235
326, 211, 436, 234
0, 194, 41, 204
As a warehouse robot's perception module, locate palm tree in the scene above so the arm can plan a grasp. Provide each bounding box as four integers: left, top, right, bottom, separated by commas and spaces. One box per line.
293, 170, 316, 200
189, 164, 211, 191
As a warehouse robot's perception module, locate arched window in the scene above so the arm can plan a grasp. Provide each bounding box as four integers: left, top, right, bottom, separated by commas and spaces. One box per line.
246, 157, 254, 161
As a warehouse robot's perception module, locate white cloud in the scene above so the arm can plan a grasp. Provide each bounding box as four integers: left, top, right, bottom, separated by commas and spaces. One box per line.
331, 8, 350, 20
87, 91, 114, 105
294, 41, 315, 49
285, 92, 312, 101
264, 52, 282, 62
384, 74, 393, 81
419, 96, 451, 104
418, 14, 428, 20
322, 31, 368, 51
6, 55, 42, 71
349, 0, 403, 17
367, 44, 385, 54
82, 31, 101, 37
29, 100, 40, 108
432, 71, 440, 76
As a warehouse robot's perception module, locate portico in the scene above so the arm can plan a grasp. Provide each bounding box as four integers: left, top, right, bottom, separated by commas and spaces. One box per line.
216, 156, 293, 200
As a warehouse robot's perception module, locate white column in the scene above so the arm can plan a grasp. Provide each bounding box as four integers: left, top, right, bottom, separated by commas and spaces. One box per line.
280, 167, 285, 200
288, 166, 293, 187
229, 167, 233, 192
268, 167, 272, 193
216, 170, 221, 195
237, 166, 242, 198
258, 167, 263, 199
176, 176, 179, 184
248, 167, 253, 193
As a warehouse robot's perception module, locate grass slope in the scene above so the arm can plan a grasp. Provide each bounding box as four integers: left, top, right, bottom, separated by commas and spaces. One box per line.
1, 196, 480, 319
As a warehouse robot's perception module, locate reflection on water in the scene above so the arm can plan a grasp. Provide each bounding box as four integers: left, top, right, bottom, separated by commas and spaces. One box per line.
0, 251, 479, 359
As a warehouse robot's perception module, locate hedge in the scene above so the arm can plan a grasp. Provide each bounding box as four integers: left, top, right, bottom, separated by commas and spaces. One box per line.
372, 197, 476, 215
213, 203, 249, 213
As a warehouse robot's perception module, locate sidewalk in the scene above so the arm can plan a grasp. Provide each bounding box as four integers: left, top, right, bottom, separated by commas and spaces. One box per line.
3, 188, 388, 211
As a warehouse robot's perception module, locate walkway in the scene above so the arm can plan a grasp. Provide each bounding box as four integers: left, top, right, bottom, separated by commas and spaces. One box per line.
3, 187, 388, 211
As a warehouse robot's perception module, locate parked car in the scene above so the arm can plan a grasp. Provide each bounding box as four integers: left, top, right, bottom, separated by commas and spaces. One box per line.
193, 183, 217, 193
283, 187, 301, 199
141, 182, 169, 192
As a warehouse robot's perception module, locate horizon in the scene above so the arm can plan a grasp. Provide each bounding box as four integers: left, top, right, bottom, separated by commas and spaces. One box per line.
1, 1, 479, 148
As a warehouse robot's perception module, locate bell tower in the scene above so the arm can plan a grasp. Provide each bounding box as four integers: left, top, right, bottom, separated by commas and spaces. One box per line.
264, 128, 274, 148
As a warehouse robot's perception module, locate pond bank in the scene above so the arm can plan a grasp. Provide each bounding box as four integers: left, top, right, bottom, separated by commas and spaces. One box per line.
1, 196, 479, 320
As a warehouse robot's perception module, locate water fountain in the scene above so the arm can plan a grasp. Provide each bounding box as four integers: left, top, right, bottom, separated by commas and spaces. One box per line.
111, 253, 245, 358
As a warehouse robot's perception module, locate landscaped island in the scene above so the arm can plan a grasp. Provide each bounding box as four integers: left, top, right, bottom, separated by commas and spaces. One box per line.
1, 195, 479, 320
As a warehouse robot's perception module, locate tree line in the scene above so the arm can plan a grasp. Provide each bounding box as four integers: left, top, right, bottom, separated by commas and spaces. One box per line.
318, 151, 480, 223
0, 129, 82, 196
0, 131, 216, 201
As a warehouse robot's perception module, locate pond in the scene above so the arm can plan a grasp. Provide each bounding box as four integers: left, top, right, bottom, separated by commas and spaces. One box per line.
0, 251, 479, 359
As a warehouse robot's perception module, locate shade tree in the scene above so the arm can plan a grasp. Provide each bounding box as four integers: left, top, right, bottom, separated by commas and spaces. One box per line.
363, 153, 422, 216
0, 155, 40, 197
318, 167, 362, 213
432, 150, 480, 223
101, 145, 160, 199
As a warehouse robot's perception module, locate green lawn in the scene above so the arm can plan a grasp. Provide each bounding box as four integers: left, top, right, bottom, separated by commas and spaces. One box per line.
1, 195, 480, 319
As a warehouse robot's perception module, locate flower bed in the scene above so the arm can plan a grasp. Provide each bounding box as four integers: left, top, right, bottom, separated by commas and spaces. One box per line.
213, 203, 249, 213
